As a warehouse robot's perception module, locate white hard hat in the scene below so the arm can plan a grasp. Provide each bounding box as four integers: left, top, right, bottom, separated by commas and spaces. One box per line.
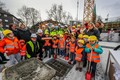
37, 29, 43, 34
31, 33, 37, 38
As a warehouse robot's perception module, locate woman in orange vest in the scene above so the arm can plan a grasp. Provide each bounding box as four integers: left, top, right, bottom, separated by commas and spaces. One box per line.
0, 29, 21, 67
19, 39, 26, 60
51, 34, 59, 59
58, 34, 65, 57
75, 40, 85, 72
85, 35, 103, 77
68, 36, 76, 64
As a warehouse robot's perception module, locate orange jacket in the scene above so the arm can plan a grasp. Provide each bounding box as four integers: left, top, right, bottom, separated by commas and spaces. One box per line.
69, 42, 76, 53
52, 39, 59, 48
75, 47, 84, 62
19, 44, 26, 56
0, 37, 20, 56
86, 44, 100, 63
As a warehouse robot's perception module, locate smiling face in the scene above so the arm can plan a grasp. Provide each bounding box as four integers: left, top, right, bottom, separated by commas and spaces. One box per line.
88, 23, 94, 30
31, 37, 37, 42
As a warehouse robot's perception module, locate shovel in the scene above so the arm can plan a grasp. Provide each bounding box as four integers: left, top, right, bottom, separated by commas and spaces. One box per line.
85, 49, 93, 80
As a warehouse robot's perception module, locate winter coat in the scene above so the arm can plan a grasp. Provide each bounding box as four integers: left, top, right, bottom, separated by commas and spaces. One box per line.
84, 28, 100, 40
18, 29, 31, 42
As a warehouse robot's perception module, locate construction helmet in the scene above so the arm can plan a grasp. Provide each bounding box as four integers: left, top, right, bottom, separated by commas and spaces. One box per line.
37, 29, 43, 34
72, 26, 76, 28
60, 34, 63, 38
78, 34, 83, 39
88, 35, 97, 41
31, 33, 37, 38
45, 32, 49, 35
78, 40, 84, 44
3, 29, 12, 36
77, 25, 80, 27
83, 35, 89, 39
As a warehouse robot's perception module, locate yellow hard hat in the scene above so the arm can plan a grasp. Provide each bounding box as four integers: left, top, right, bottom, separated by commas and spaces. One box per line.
3, 29, 12, 36
77, 25, 80, 27
78, 40, 84, 44
78, 34, 83, 39
72, 26, 76, 28
83, 35, 89, 39
60, 34, 63, 38
88, 35, 97, 41
45, 32, 49, 35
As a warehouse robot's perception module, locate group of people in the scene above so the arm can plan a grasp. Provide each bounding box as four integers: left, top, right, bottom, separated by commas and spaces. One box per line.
0, 20, 103, 78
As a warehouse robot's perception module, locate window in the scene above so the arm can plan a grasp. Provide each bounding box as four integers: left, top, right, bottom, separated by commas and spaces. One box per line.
5, 19, 8, 22
6, 25, 9, 27
4, 14, 7, 17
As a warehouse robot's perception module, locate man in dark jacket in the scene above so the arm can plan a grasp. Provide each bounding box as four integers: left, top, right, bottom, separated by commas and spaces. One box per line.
18, 23, 31, 42
37, 29, 44, 60
26, 33, 40, 58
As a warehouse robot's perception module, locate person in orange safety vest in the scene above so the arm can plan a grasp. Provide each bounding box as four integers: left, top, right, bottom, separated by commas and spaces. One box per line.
0, 29, 21, 67
51, 34, 59, 59
58, 34, 65, 57
75, 40, 85, 72
85, 35, 103, 77
19, 39, 26, 60
42, 32, 52, 58
68, 36, 76, 64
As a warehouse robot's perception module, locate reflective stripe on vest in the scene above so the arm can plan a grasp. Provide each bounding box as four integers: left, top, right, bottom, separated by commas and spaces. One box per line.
26, 41, 40, 58
44, 40, 51, 46
75, 47, 84, 62
86, 43, 100, 63
4, 37, 19, 53
52, 39, 58, 48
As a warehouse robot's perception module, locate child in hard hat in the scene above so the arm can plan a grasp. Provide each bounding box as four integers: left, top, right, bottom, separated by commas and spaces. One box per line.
58, 34, 65, 57
26, 33, 40, 59
19, 39, 26, 61
42, 32, 52, 58
82, 35, 89, 67
65, 35, 71, 60
68, 36, 76, 64
85, 35, 103, 77
0, 29, 21, 67
78, 34, 83, 40
51, 34, 59, 59
75, 40, 85, 72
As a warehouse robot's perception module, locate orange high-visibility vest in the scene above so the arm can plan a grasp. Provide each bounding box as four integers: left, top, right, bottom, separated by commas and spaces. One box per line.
52, 39, 59, 48
4, 37, 19, 56
19, 45, 26, 56
69, 42, 76, 52
86, 43, 100, 63
44, 39, 51, 46
59, 38, 65, 49
75, 47, 84, 62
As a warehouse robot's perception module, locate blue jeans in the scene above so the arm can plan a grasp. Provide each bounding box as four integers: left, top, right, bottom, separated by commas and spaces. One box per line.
59, 49, 65, 56
70, 52, 75, 62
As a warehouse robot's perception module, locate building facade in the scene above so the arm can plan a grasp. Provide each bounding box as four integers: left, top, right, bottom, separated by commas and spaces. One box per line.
0, 9, 22, 29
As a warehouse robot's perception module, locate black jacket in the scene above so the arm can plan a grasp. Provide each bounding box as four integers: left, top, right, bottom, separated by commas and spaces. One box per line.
18, 29, 31, 42
84, 28, 100, 40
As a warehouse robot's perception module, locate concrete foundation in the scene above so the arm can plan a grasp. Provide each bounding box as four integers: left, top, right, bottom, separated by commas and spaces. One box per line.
2, 58, 56, 80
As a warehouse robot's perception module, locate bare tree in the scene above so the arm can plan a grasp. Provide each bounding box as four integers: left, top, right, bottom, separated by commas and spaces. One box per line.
17, 5, 41, 27
46, 4, 73, 24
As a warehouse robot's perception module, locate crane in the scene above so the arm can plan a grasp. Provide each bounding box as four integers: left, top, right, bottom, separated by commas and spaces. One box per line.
83, 0, 95, 24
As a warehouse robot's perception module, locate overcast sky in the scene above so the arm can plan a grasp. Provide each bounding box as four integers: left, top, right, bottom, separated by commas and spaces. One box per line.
2, 0, 120, 21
